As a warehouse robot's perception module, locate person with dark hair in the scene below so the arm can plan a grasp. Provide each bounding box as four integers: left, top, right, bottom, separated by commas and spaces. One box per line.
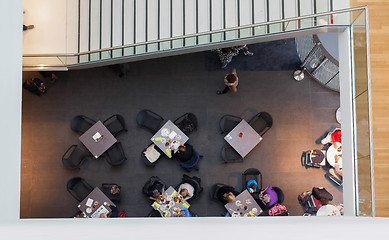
217, 68, 239, 95
246, 180, 258, 193
216, 185, 240, 205
213, 45, 254, 68
23, 24, 34, 31
23, 78, 47, 96
149, 188, 165, 202
39, 71, 58, 81
170, 143, 194, 162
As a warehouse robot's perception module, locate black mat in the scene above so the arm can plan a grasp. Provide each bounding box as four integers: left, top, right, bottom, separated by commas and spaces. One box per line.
205, 38, 302, 71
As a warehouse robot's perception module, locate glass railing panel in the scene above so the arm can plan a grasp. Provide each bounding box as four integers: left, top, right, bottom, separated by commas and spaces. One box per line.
172, 39, 184, 49
350, 9, 364, 25
123, 47, 135, 57
112, 49, 123, 58
100, 50, 111, 60
351, 9, 372, 217
147, 43, 159, 53
184, 37, 197, 47
159, 41, 171, 51
58, 56, 78, 65
284, 20, 298, 32
198, 35, 210, 45
239, 28, 252, 38
253, 26, 267, 36
135, 45, 146, 55
225, 30, 238, 40
89, 52, 100, 61
22, 56, 66, 68
79, 54, 89, 63
211, 33, 223, 43
269, 22, 282, 34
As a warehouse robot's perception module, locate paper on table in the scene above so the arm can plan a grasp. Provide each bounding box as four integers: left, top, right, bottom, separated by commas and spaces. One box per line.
92, 132, 101, 140
86, 198, 93, 207
169, 131, 177, 139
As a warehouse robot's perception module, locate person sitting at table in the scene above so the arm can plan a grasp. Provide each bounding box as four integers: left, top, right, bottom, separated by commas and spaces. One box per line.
321, 128, 341, 149
258, 185, 278, 207
216, 185, 240, 204
177, 182, 195, 201
99, 203, 119, 218
246, 180, 258, 193
149, 188, 165, 202
175, 207, 192, 217
171, 143, 194, 162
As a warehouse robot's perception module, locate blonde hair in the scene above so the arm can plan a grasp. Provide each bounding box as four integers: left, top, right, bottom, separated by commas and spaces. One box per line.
180, 188, 189, 197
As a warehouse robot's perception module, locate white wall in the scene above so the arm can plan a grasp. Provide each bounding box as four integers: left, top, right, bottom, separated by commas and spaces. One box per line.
0, 0, 22, 220
3, 0, 389, 239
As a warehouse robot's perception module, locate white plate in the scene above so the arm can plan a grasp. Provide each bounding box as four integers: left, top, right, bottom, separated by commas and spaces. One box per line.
162, 210, 171, 217
235, 200, 242, 206
176, 135, 181, 141
161, 128, 170, 137
232, 211, 240, 217
252, 208, 258, 214
161, 138, 166, 143
86, 208, 92, 214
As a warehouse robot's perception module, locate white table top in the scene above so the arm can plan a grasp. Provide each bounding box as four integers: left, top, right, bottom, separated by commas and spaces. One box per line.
326, 144, 342, 168
224, 120, 262, 158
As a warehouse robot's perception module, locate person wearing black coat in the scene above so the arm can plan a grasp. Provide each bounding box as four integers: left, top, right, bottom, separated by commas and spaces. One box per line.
171, 143, 194, 162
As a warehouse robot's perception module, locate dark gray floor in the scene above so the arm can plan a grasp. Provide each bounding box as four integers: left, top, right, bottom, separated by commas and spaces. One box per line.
21, 47, 342, 218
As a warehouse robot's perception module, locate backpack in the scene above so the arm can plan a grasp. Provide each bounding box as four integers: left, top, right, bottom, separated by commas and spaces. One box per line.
268, 204, 288, 216
298, 191, 318, 215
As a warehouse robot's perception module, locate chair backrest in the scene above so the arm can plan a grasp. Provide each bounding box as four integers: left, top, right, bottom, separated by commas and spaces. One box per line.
242, 168, 262, 191
142, 176, 166, 197
219, 114, 242, 134
70, 115, 96, 135
66, 177, 93, 202
174, 113, 198, 135
272, 186, 284, 204
209, 183, 228, 201
62, 145, 88, 169
136, 109, 164, 134
221, 145, 242, 163
106, 142, 127, 166
178, 174, 203, 199
248, 112, 273, 136
103, 114, 127, 136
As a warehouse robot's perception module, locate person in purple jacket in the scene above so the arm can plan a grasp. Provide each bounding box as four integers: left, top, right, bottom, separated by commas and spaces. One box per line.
259, 185, 278, 207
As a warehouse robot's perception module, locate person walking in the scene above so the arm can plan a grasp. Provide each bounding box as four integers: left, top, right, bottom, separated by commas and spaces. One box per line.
217, 68, 239, 95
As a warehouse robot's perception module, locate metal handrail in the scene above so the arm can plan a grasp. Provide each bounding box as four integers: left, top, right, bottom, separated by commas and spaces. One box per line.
23, 6, 367, 57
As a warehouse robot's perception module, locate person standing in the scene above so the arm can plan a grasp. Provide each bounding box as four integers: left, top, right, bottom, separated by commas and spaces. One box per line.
217, 68, 239, 95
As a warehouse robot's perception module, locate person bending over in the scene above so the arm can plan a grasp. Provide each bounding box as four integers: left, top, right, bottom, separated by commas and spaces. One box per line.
178, 182, 195, 201
171, 143, 194, 162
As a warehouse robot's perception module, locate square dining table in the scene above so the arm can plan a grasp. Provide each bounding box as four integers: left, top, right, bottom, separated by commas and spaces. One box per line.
224, 190, 263, 217
78, 187, 115, 218
151, 186, 191, 217
224, 120, 262, 158
79, 120, 117, 158
151, 120, 189, 158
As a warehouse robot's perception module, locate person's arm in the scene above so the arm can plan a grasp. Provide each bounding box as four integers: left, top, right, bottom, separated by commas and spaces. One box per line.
181, 207, 191, 217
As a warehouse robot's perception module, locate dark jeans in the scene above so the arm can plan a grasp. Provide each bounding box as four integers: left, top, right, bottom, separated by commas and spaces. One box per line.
218, 86, 230, 94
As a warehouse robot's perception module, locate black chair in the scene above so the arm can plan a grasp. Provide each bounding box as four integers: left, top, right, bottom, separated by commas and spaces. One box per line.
209, 183, 228, 201
248, 112, 273, 136
141, 143, 163, 167
105, 142, 127, 166
103, 114, 128, 137
70, 115, 96, 135
221, 145, 242, 163
173, 113, 198, 135
219, 114, 242, 134
66, 177, 93, 202
301, 150, 325, 168
62, 145, 89, 169
142, 176, 166, 198
325, 172, 343, 187
101, 183, 121, 203
272, 186, 284, 204
136, 109, 164, 134
175, 174, 203, 200
179, 149, 201, 172
242, 168, 263, 192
